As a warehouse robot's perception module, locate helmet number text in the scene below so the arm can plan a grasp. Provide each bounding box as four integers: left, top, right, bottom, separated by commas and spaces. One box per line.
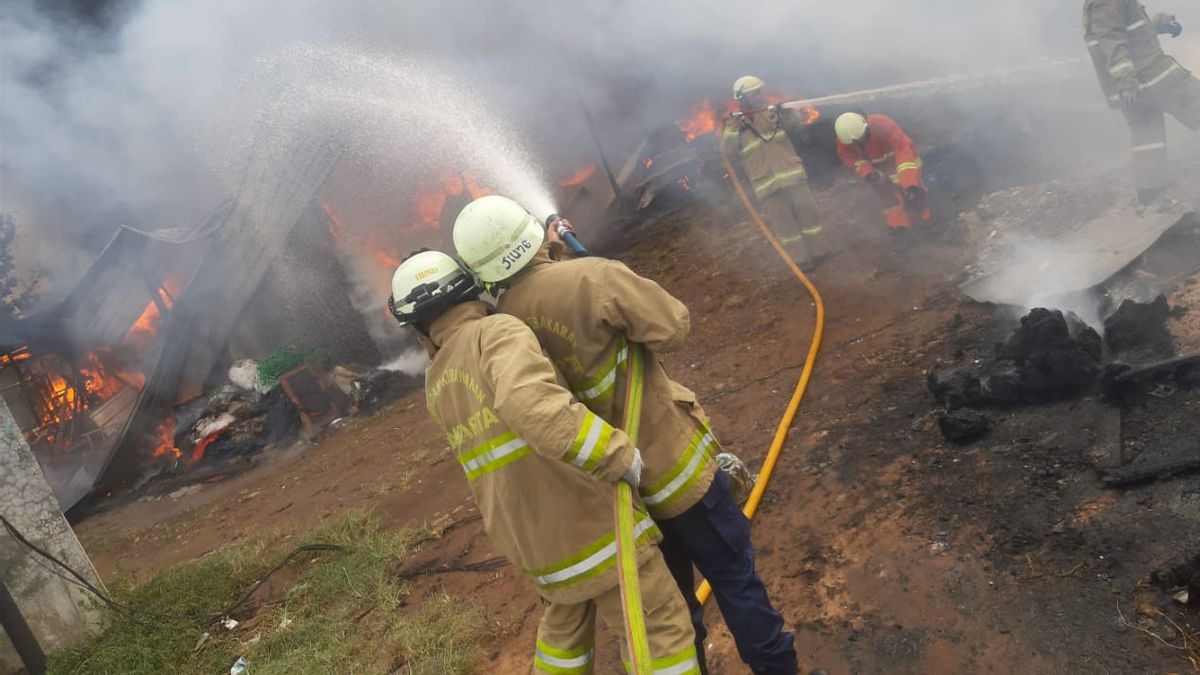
501, 239, 533, 271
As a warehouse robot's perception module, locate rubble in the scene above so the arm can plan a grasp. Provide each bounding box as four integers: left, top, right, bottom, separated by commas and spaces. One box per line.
350, 368, 423, 413
1103, 295, 1175, 363
928, 308, 1101, 443
994, 308, 1101, 402
929, 308, 1101, 412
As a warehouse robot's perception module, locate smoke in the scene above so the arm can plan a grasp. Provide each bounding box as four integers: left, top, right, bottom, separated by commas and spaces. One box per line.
379, 348, 428, 377
4, 0, 1199, 310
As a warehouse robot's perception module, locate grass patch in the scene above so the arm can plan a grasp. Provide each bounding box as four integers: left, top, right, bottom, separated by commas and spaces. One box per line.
48, 512, 489, 674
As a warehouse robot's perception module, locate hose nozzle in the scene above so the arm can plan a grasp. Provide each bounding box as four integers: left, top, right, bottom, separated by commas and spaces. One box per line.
545, 213, 589, 257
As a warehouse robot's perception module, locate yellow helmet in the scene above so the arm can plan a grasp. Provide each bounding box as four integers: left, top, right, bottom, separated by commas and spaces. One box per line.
733, 76, 766, 100
387, 250, 480, 326
835, 112, 869, 144
452, 195, 545, 284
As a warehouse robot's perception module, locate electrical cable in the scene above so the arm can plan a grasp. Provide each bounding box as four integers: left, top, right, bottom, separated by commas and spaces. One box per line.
1, 513, 341, 627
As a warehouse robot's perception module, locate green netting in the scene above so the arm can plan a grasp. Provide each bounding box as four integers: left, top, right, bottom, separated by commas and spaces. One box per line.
256, 346, 333, 386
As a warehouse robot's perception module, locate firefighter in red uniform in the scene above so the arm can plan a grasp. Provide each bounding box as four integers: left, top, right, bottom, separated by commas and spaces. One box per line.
834, 112, 931, 230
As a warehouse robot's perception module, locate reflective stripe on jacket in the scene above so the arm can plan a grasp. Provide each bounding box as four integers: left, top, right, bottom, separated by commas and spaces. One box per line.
1084, 0, 1187, 107
425, 301, 659, 604
498, 246, 718, 520
720, 110, 809, 200
836, 114, 925, 190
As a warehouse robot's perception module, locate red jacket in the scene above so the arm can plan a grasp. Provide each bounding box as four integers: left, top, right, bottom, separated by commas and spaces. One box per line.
836, 114, 924, 190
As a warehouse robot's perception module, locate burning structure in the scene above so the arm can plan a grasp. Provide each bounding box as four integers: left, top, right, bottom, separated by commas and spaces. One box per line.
0, 142, 383, 511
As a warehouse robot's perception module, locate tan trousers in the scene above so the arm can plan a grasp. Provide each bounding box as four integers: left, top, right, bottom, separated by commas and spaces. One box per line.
757, 183, 830, 266
533, 554, 700, 674
1121, 70, 1200, 191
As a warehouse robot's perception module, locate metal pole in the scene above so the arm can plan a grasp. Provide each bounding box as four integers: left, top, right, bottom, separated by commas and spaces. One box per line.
559, 53, 624, 201
0, 579, 47, 675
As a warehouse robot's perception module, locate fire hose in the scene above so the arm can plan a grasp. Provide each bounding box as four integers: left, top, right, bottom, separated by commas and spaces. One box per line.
692, 123, 827, 606
616, 342, 653, 673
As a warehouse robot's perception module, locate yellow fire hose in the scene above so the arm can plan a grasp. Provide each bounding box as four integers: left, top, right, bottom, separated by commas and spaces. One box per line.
694, 124, 827, 605
616, 343, 654, 673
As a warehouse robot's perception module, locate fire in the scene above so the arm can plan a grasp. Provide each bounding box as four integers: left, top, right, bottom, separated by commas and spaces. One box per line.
152, 418, 181, 460
324, 170, 494, 272
190, 430, 220, 466
677, 99, 719, 142
560, 164, 597, 188
123, 278, 182, 349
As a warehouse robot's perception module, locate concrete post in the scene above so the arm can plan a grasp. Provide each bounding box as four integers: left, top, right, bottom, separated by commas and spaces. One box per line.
1, 398, 103, 671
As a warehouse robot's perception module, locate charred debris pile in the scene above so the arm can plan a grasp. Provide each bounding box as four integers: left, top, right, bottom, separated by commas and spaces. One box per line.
142, 352, 422, 496
928, 295, 1191, 450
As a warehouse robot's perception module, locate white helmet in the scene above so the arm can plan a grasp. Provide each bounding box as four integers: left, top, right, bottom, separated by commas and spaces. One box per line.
835, 112, 869, 144
733, 75, 766, 100
452, 195, 545, 284
388, 249, 480, 326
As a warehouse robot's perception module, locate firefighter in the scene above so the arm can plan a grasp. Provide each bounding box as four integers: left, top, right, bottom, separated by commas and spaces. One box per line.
834, 112, 931, 230
453, 196, 800, 675
1084, 0, 1200, 205
389, 250, 700, 674
720, 75, 830, 271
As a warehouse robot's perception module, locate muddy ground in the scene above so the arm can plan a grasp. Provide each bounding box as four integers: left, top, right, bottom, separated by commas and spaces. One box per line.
75, 151, 1200, 672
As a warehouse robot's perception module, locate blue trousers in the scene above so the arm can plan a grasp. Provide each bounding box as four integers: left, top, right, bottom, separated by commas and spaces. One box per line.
658, 470, 797, 674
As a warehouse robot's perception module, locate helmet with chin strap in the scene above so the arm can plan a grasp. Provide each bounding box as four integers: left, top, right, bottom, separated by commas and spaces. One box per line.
388, 249, 481, 328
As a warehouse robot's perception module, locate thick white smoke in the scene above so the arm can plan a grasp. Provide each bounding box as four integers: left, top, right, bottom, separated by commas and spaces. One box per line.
3, 0, 1198, 301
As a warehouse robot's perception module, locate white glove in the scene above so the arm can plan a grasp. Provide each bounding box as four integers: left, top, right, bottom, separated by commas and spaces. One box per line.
621, 448, 644, 489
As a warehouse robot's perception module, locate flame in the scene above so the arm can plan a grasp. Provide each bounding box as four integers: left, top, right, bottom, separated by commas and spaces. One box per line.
123, 278, 182, 348
324, 170, 494, 272
644, 156, 655, 169
677, 99, 719, 142
560, 164, 597, 188
153, 418, 181, 459
190, 430, 220, 466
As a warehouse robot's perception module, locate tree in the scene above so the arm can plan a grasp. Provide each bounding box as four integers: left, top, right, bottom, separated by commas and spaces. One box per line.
1, 213, 43, 324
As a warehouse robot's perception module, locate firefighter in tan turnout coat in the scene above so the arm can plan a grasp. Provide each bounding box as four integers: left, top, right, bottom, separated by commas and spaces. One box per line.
1083, 0, 1200, 203
388, 250, 700, 674
720, 75, 830, 271
453, 196, 798, 675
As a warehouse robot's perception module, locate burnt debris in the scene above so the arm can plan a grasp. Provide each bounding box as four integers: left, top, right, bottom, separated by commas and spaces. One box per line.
928, 308, 1104, 444
1103, 295, 1175, 364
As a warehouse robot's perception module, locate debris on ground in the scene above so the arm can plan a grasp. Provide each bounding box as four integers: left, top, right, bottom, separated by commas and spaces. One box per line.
350, 367, 423, 413
993, 308, 1102, 402
927, 367, 982, 410
937, 408, 990, 445
1104, 295, 1175, 363
928, 308, 1103, 443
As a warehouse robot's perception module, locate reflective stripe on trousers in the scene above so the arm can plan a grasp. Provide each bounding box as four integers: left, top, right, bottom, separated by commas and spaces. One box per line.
624, 646, 704, 675
751, 166, 807, 200
526, 513, 659, 591
641, 426, 717, 508
535, 639, 594, 674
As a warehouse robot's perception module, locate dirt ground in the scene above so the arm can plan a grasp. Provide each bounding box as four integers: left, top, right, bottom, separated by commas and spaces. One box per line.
75, 159, 1200, 673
